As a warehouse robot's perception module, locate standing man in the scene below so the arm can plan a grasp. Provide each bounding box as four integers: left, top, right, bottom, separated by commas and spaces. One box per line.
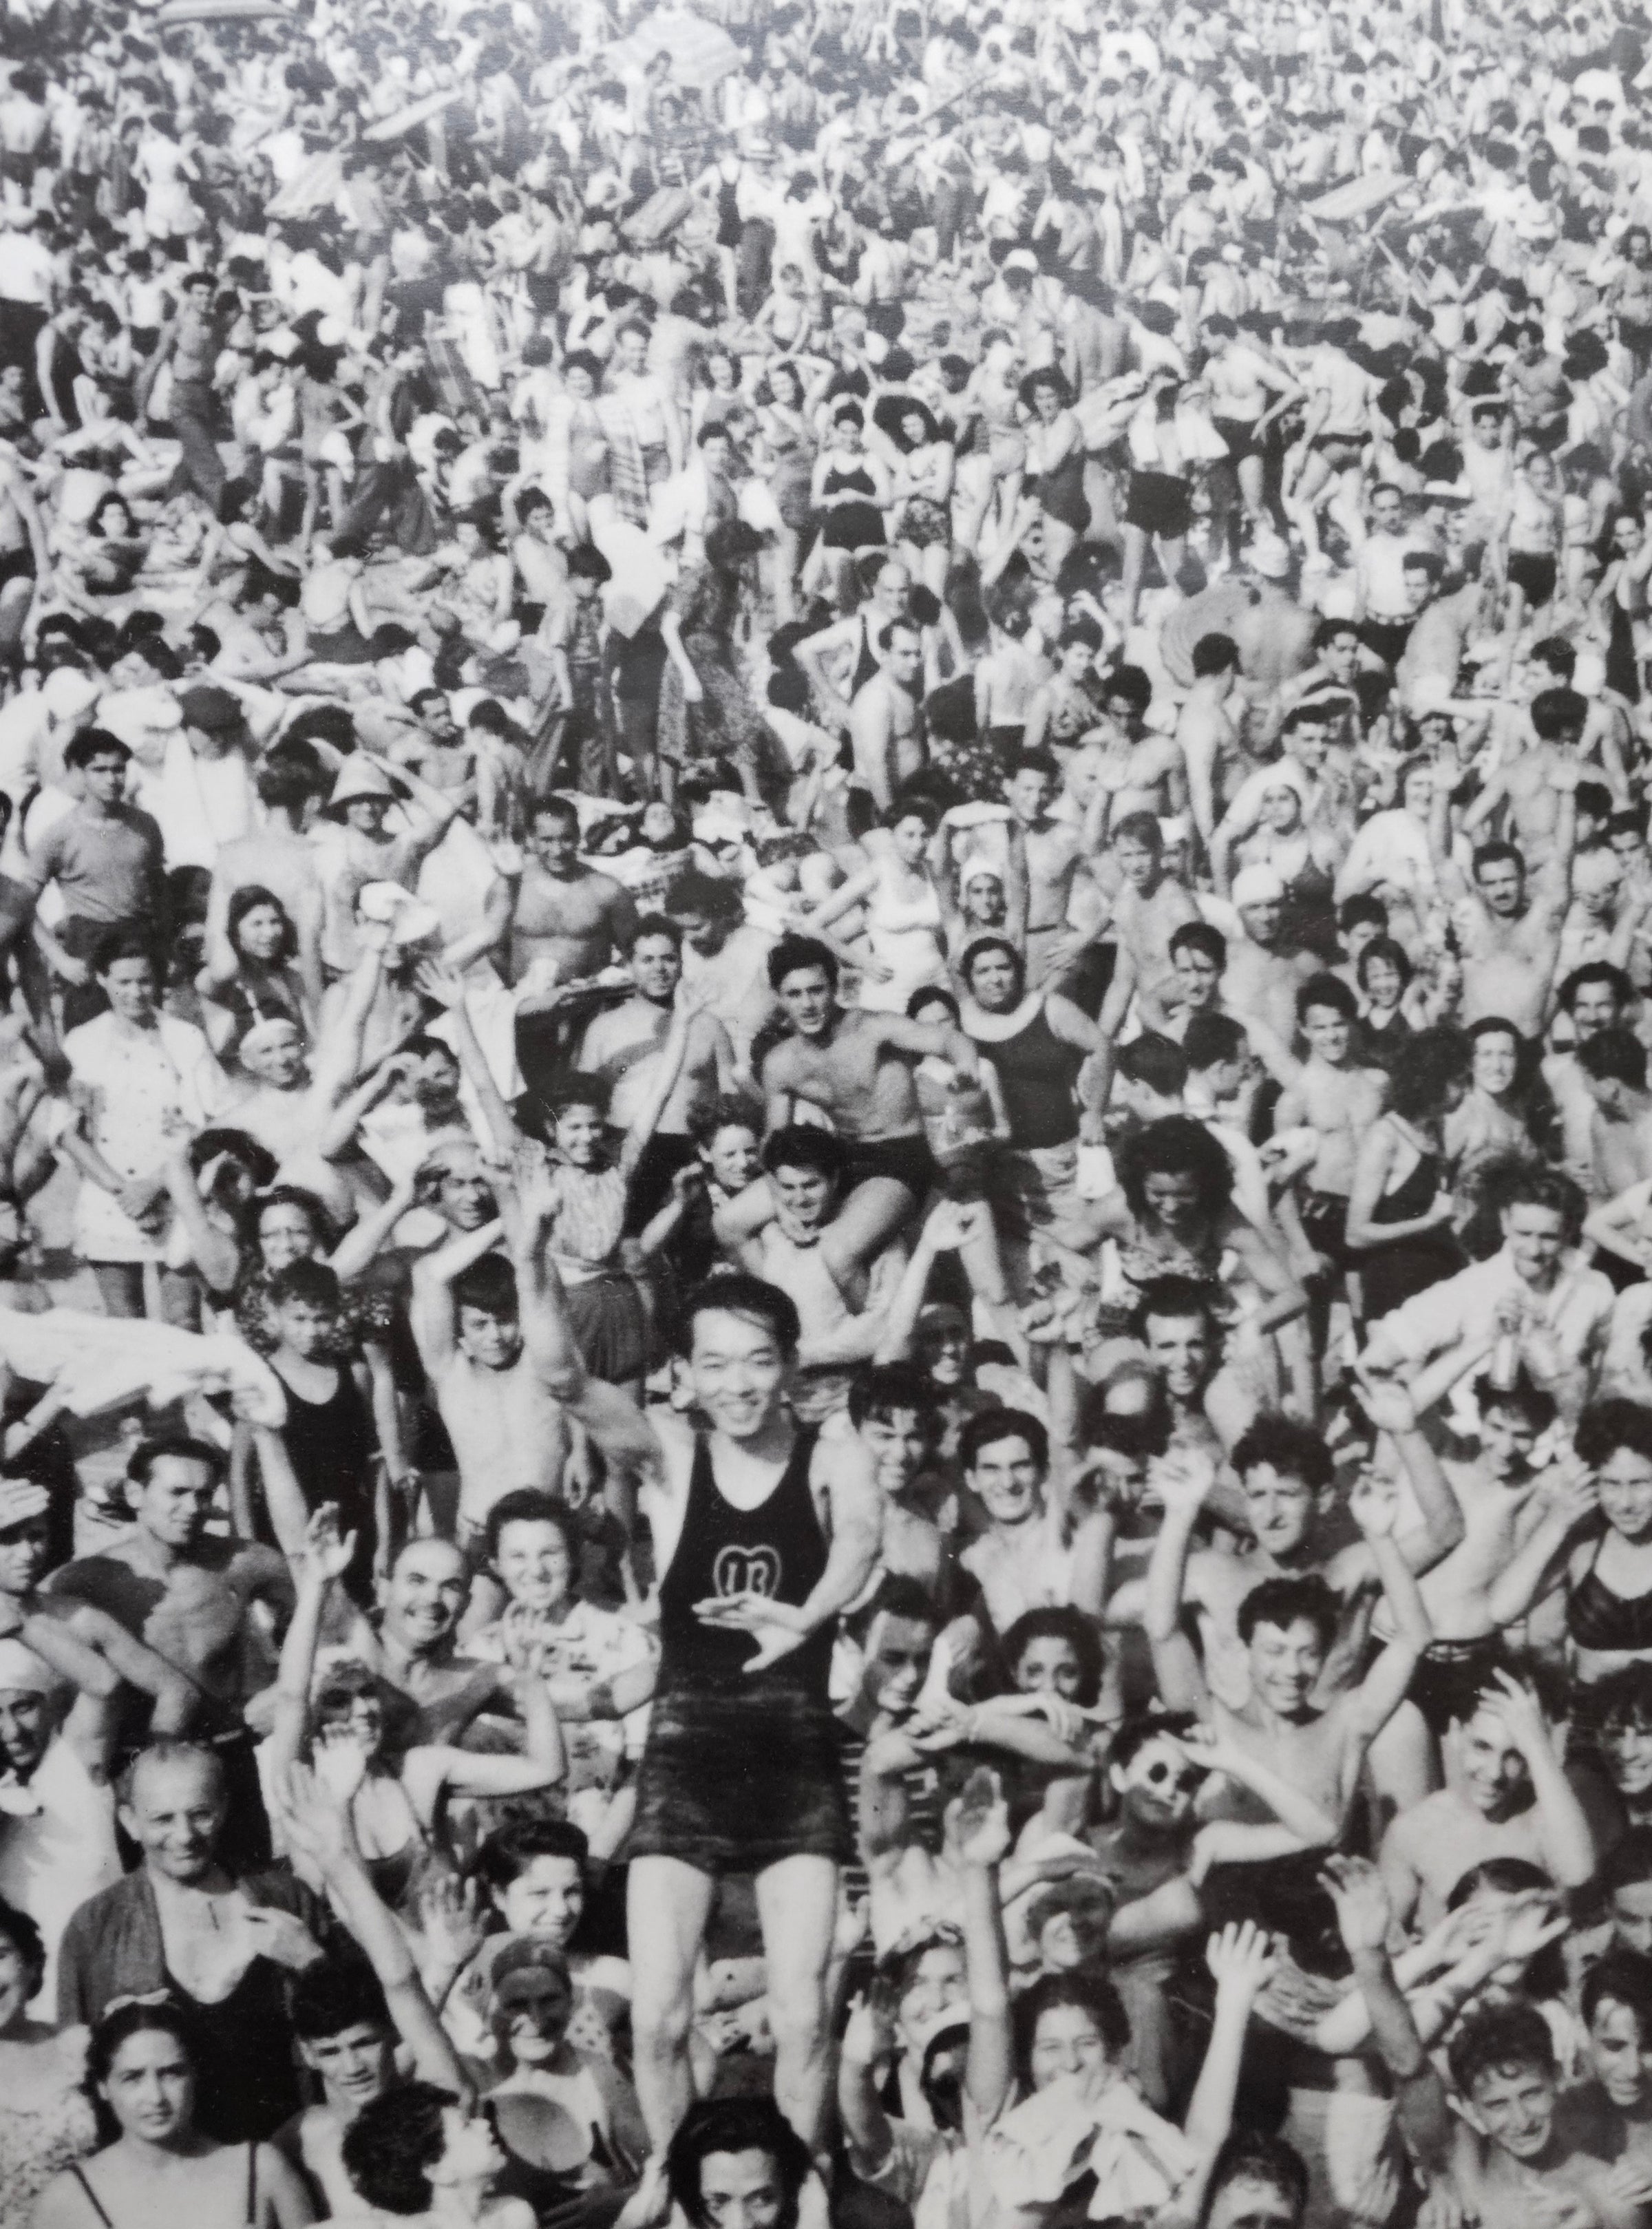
613, 1273, 881, 2175
19, 730, 165, 1029
138, 268, 226, 513
750, 936, 982, 1260
578, 913, 739, 1221
45, 1435, 295, 1866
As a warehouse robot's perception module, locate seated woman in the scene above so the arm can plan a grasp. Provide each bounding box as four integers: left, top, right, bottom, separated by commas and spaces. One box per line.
469, 1939, 646, 2225
31, 1996, 315, 2229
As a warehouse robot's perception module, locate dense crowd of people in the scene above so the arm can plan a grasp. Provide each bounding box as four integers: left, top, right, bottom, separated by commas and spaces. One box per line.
12, 0, 1652, 2226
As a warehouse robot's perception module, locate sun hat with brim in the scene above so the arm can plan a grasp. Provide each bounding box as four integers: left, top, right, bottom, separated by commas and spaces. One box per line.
325, 758, 401, 817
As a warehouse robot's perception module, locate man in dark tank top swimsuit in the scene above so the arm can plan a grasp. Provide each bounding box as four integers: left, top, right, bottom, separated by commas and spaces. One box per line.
571, 1269, 880, 2193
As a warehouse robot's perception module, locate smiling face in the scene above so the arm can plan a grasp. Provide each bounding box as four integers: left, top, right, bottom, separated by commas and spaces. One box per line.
1475, 854, 1525, 919
260, 1200, 319, 1271
1589, 1996, 1652, 2112
1300, 1002, 1349, 1066
1014, 1633, 1083, 1700
493, 1517, 575, 1618
1028, 2003, 1112, 2092
1459, 1705, 1532, 1815
968, 1431, 1044, 1528
122, 1753, 226, 1885
492, 1964, 575, 2064
1247, 1614, 1326, 1717
0, 1512, 47, 1601
858, 1404, 932, 1498
1142, 1308, 1214, 1399
1113, 1733, 1204, 1830
498, 1852, 585, 1945
688, 1304, 790, 1440
1602, 1709, 1652, 1804
381, 1539, 468, 1655
1142, 1165, 1203, 1238
131, 1455, 215, 1554
0, 1687, 47, 1777
1473, 1028, 1518, 1096
101, 953, 157, 1026
1468, 2059, 1557, 2163
1598, 1444, 1652, 1544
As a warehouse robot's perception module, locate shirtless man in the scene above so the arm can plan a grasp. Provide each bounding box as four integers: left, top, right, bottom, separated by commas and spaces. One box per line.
742, 936, 982, 1262
578, 915, 738, 1214
1220, 865, 1320, 1046
1081, 666, 1187, 842
1462, 687, 1591, 874
1146, 1443, 1434, 1865
849, 620, 927, 813
1378, 1673, 1598, 1930
1177, 632, 1243, 855
1275, 974, 1387, 1290
46, 1435, 295, 1866
718, 1126, 905, 1423
1580, 1028, 1652, 1199
1004, 749, 1106, 993
507, 795, 638, 988
1432, 765, 1577, 1037
408, 1187, 579, 1559
1097, 814, 1203, 1037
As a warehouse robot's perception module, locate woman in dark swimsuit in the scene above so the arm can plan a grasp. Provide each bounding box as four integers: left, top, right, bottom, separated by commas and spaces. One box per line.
34, 1997, 311, 2227
810, 403, 891, 557
1346, 1025, 1471, 1324
1564, 1402, 1652, 1684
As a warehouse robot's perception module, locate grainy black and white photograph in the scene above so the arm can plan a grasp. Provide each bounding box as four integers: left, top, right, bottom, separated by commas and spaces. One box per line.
0, 5, 1649, 2228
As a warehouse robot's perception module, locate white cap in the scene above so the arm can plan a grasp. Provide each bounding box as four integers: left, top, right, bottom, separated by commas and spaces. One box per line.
0, 1640, 54, 1693
1233, 865, 1286, 909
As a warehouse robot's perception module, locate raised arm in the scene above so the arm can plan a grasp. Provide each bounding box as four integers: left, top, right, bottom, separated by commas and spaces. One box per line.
408, 1215, 505, 1377
414, 958, 520, 1156
1142, 1451, 1216, 1713
273, 1757, 474, 2108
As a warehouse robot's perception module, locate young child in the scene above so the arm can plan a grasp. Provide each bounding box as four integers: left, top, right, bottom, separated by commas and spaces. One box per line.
243, 1257, 384, 1606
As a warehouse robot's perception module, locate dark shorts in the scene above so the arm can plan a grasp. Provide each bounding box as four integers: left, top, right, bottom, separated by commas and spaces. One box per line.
1202, 1849, 1344, 1971
1301, 1189, 1351, 1272
1409, 1636, 1510, 1737
843, 1130, 940, 1202
1362, 616, 1413, 670
1507, 549, 1558, 607
0, 545, 34, 592
1125, 469, 1192, 540
1313, 433, 1366, 471
563, 1269, 649, 1384
629, 1687, 851, 1873
1213, 415, 1260, 463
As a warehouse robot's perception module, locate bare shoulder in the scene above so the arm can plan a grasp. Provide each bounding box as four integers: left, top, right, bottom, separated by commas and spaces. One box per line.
810, 1420, 878, 1509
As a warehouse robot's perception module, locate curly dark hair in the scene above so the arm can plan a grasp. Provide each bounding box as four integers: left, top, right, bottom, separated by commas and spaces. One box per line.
1013, 1969, 1131, 2085
342, 2082, 463, 2216
1116, 1114, 1234, 1224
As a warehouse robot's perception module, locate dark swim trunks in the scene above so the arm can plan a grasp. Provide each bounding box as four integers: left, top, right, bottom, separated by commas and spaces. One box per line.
843, 1130, 940, 1201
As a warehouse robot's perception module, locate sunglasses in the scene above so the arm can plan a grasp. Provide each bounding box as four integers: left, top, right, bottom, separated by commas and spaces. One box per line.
1141, 1757, 1205, 1793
